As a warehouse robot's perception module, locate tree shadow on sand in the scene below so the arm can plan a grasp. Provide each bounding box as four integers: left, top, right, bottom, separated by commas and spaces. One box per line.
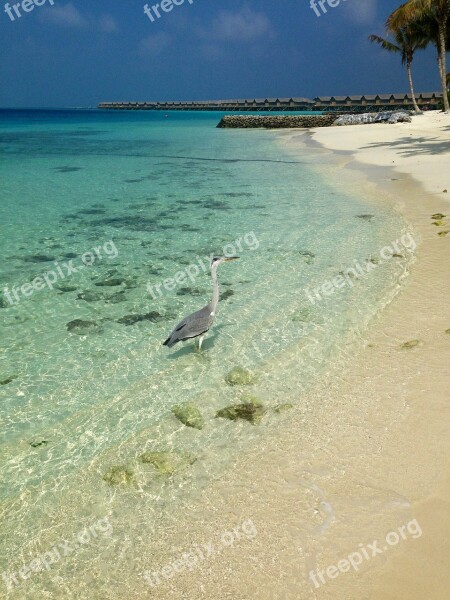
362, 135, 450, 157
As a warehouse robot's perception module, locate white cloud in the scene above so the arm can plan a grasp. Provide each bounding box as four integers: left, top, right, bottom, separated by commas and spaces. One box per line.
200, 6, 273, 43
345, 0, 378, 25
139, 32, 173, 57
40, 4, 118, 32
99, 14, 118, 33
43, 3, 88, 28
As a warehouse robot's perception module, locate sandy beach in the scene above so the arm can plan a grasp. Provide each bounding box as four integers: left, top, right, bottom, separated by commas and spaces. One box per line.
130, 112, 450, 600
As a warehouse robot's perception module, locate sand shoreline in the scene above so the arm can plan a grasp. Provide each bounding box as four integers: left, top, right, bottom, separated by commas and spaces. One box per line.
122, 114, 450, 600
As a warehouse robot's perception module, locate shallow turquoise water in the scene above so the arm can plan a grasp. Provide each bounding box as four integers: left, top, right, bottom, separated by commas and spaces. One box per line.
0, 110, 414, 598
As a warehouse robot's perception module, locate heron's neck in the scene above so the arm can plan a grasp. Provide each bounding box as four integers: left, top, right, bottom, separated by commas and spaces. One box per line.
210, 265, 220, 311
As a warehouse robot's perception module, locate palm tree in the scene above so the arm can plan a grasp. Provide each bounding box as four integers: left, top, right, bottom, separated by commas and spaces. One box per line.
369, 28, 427, 113
388, 0, 450, 113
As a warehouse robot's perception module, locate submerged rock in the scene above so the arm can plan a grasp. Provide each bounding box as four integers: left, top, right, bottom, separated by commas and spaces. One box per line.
29, 439, 48, 448
401, 339, 421, 349
94, 277, 125, 287
105, 291, 127, 304
117, 311, 164, 326
0, 375, 17, 385
66, 319, 103, 334
432, 220, 446, 226
201, 200, 231, 211
216, 395, 266, 424
445, 329, 450, 335
225, 367, 258, 386
103, 465, 135, 486
56, 284, 78, 293
437, 231, 449, 237
431, 213, 446, 220
23, 255, 56, 263
77, 290, 104, 302
0, 296, 8, 308
220, 289, 234, 301
171, 402, 205, 430
140, 451, 197, 475
176, 287, 205, 297
292, 307, 313, 322
55, 166, 82, 173
299, 250, 315, 265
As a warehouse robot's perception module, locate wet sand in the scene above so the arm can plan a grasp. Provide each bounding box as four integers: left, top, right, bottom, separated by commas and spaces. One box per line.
131, 113, 450, 600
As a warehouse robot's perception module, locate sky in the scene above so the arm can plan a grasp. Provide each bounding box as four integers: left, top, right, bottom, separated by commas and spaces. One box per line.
0, 0, 445, 108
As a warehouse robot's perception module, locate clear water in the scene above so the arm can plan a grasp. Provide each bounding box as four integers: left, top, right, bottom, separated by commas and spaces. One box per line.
0, 110, 413, 598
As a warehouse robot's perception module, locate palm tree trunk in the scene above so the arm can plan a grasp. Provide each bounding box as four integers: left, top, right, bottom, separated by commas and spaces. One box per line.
407, 61, 422, 113
438, 20, 450, 112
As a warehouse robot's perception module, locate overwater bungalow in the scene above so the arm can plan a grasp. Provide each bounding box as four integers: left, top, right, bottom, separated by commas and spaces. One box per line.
98, 92, 443, 112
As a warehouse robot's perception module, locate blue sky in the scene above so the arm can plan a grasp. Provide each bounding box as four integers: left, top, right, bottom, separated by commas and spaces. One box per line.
0, 0, 444, 107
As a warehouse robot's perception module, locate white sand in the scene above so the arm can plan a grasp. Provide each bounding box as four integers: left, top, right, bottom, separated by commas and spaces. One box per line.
311, 111, 450, 199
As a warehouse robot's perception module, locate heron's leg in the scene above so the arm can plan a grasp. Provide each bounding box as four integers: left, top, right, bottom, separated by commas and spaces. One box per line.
196, 335, 205, 351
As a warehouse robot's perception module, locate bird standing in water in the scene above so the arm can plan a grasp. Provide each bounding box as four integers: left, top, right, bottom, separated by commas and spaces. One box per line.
163, 256, 239, 350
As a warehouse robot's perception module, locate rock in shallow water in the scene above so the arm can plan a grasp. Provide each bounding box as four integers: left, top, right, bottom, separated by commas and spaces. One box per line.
29, 439, 48, 448
66, 319, 103, 334
216, 395, 266, 424
94, 278, 125, 287
117, 311, 164, 326
176, 287, 205, 297
225, 367, 258, 386
140, 451, 197, 474
105, 291, 127, 304
77, 290, 104, 302
401, 339, 421, 349
220, 289, 234, 301
0, 375, 17, 385
103, 465, 135, 486
171, 402, 205, 430
22, 254, 56, 263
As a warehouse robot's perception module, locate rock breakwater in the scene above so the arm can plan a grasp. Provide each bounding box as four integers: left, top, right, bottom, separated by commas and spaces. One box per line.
217, 115, 336, 129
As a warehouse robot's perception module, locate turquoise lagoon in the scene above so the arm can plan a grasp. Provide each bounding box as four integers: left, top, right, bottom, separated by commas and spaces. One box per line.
0, 109, 413, 598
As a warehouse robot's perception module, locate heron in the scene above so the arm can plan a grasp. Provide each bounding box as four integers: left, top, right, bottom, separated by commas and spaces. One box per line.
163, 256, 239, 350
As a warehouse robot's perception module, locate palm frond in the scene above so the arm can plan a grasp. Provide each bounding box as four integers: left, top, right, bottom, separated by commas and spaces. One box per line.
368, 34, 401, 53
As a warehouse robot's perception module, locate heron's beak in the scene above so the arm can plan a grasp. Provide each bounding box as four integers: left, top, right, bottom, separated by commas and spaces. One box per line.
224, 256, 240, 261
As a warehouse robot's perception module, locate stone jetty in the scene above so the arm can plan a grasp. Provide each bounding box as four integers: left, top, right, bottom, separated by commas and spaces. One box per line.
216, 115, 336, 129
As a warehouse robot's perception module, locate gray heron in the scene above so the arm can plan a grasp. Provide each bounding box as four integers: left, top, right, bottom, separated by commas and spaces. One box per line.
163, 256, 239, 350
